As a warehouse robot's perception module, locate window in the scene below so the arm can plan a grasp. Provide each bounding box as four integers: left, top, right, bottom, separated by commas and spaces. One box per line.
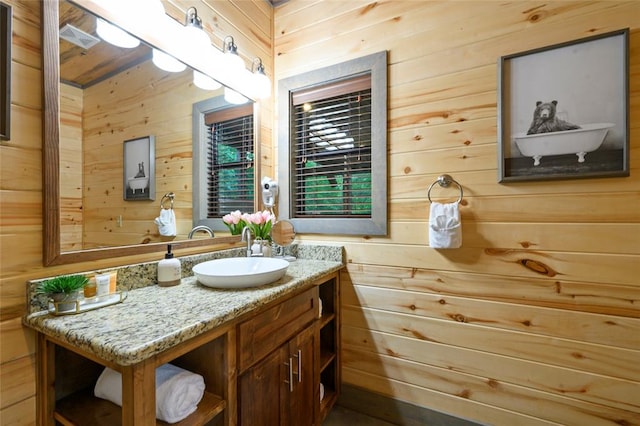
278, 51, 387, 235
193, 97, 256, 231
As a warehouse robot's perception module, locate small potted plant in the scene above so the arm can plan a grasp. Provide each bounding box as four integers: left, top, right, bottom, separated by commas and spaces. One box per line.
37, 274, 88, 311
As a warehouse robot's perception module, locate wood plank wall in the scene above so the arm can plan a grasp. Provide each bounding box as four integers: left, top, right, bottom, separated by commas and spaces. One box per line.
273, 1, 639, 425
0, 0, 272, 422
77, 64, 216, 248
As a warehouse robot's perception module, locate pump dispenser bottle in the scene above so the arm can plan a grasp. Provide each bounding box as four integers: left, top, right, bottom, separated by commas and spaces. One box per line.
158, 244, 181, 287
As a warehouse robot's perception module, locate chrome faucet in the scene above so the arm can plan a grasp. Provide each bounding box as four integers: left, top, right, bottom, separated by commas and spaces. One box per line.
241, 226, 253, 257
241, 226, 265, 257
188, 225, 214, 239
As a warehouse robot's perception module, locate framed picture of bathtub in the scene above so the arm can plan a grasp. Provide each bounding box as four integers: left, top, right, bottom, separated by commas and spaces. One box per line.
123, 136, 155, 201
498, 29, 629, 182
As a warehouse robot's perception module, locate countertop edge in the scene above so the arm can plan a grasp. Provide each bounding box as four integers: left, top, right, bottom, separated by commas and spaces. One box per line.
23, 259, 343, 366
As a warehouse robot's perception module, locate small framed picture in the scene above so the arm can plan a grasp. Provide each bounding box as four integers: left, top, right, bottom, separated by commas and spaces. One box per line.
123, 136, 155, 201
1, 2, 11, 141
498, 29, 629, 182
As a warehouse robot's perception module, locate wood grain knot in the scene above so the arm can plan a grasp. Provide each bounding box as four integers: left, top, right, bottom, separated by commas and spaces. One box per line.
385, 348, 399, 357
463, 140, 471, 145
409, 304, 416, 311
413, 134, 423, 140
403, 166, 411, 174
571, 352, 585, 359
457, 389, 471, 399
449, 313, 467, 323
438, 299, 446, 305
361, 2, 378, 15
487, 379, 499, 389
518, 258, 557, 277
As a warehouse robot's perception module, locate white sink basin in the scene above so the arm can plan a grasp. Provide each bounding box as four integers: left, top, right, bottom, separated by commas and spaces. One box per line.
193, 257, 289, 288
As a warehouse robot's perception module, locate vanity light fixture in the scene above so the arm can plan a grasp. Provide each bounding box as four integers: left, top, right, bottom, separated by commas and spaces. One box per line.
96, 18, 140, 48
251, 58, 271, 99
224, 87, 249, 104
183, 7, 210, 55
222, 36, 246, 74
152, 48, 187, 73
194, 70, 222, 90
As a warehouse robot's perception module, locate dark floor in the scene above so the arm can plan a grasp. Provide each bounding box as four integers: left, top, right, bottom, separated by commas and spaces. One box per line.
323, 405, 397, 425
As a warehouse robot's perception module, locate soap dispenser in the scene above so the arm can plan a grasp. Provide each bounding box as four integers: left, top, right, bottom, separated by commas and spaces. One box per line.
158, 244, 181, 287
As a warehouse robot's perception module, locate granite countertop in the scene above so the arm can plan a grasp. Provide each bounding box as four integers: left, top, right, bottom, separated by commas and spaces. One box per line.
23, 257, 343, 366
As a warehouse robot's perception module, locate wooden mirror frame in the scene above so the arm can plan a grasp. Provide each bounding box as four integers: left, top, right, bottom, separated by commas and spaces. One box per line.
43, 1, 243, 266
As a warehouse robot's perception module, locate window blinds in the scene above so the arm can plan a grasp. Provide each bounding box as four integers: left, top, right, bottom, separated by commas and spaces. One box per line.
206, 107, 254, 218
291, 74, 372, 217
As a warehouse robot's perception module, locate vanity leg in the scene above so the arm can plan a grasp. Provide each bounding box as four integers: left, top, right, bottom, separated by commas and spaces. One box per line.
225, 329, 238, 426
36, 334, 55, 426
121, 360, 156, 425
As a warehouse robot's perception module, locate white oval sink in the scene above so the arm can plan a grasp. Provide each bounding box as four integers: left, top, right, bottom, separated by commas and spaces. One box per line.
193, 257, 289, 288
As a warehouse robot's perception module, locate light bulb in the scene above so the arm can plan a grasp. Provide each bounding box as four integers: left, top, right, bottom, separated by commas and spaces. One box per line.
96, 19, 139, 48
224, 51, 245, 73
193, 71, 222, 91
152, 49, 186, 73
224, 87, 249, 105
253, 70, 271, 99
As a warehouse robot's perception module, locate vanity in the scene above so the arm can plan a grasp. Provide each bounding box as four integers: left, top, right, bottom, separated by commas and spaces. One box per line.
24, 249, 343, 425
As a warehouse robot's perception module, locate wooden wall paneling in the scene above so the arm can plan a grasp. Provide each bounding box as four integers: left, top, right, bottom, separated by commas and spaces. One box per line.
343, 284, 640, 349
59, 83, 83, 251
342, 323, 639, 413
343, 242, 639, 287
0, 354, 36, 410
342, 364, 558, 426
343, 265, 639, 319
342, 349, 640, 426
275, 1, 640, 424
0, 317, 36, 364
342, 307, 640, 391
389, 171, 640, 199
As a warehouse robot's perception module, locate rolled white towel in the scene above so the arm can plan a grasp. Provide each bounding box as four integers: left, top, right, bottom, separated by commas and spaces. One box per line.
155, 208, 177, 237
429, 201, 462, 249
94, 363, 205, 424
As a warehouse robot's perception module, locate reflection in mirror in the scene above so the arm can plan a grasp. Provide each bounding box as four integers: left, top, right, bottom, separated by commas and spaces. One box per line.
192, 96, 257, 232
44, 1, 255, 265
271, 221, 296, 246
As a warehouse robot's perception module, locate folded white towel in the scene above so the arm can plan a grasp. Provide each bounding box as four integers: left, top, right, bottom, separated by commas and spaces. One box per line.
94, 364, 205, 424
155, 208, 176, 237
429, 202, 462, 249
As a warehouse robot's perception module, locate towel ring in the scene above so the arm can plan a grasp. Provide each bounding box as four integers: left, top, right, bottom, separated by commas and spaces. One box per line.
427, 174, 463, 203
160, 192, 175, 209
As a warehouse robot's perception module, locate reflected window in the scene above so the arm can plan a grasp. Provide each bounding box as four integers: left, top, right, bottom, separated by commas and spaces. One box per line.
193, 97, 255, 232
205, 104, 254, 216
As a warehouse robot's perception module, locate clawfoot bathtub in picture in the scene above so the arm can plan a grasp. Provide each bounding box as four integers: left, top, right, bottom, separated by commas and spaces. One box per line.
128, 177, 149, 193
514, 123, 614, 166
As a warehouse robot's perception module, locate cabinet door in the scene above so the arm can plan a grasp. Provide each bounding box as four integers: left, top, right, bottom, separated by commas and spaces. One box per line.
286, 325, 316, 426
238, 345, 288, 426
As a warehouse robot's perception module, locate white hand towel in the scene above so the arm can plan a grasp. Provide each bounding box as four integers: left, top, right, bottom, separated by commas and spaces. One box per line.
155, 208, 176, 237
429, 202, 462, 249
94, 363, 205, 424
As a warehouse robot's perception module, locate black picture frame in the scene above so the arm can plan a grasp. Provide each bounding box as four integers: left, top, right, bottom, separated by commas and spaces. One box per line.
498, 29, 629, 182
123, 136, 155, 201
1, 2, 11, 141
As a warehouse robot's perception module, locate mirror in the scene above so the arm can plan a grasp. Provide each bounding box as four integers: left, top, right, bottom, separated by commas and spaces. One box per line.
271, 221, 296, 246
44, 1, 255, 265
